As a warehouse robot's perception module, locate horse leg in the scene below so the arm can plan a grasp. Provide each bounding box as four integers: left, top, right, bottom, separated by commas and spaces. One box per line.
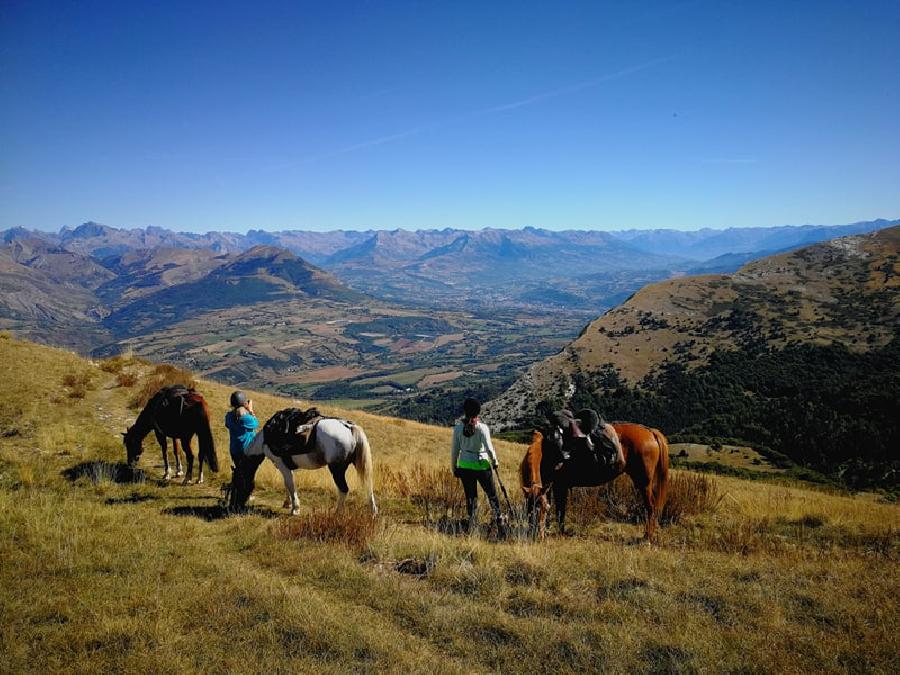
173, 438, 184, 477
195, 434, 205, 484
273, 458, 299, 515
553, 483, 569, 535
538, 493, 550, 540
640, 482, 657, 541
631, 466, 657, 541
329, 462, 350, 513
155, 431, 171, 480
181, 437, 195, 486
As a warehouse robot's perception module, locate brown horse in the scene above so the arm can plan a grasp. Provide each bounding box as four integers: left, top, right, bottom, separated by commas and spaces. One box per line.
123, 385, 219, 484
521, 413, 669, 540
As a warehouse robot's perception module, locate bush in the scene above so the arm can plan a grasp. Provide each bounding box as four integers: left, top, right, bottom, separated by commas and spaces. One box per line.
381, 464, 465, 527
129, 364, 196, 409
99, 356, 128, 374
565, 471, 721, 527
271, 507, 377, 549
115, 371, 137, 388
62, 370, 95, 399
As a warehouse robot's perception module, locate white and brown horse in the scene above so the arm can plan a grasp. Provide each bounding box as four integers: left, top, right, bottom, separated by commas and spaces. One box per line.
229, 415, 377, 516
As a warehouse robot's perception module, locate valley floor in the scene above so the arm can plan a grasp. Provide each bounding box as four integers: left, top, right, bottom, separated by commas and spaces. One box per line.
0, 336, 897, 673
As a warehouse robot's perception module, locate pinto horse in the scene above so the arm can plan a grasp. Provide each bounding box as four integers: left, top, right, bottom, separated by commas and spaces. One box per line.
123, 386, 219, 483
228, 414, 377, 516
521, 412, 669, 540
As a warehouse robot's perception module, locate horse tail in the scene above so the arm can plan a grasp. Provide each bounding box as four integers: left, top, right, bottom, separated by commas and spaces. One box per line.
650, 428, 669, 515
352, 425, 377, 515
196, 398, 219, 472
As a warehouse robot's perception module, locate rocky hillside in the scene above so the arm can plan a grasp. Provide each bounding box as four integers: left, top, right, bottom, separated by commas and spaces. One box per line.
483, 227, 900, 488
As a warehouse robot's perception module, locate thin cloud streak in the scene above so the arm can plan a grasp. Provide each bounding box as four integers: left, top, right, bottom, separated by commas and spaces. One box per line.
279, 55, 674, 167
473, 56, 674, 116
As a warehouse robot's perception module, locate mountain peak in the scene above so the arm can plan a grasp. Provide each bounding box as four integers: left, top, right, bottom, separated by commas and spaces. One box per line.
68, 221, 112, 238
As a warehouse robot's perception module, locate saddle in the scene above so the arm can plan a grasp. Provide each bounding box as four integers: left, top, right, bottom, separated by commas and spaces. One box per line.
263, 407, 323, 461
152, 385, 197, 419
555, 408, 624, 479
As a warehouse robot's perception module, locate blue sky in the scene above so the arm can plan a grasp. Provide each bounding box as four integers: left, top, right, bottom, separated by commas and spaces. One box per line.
1, 0, 899, 232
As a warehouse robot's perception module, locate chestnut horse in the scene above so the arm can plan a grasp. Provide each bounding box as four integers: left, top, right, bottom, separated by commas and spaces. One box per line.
521, 414, 669, 540
123, 385, 219, 484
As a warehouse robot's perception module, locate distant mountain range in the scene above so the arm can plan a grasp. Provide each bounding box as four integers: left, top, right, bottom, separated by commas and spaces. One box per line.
3, 218, 895, 310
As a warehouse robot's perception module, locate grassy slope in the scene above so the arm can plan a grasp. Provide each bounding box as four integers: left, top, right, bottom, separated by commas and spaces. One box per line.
0, 335, 897, 673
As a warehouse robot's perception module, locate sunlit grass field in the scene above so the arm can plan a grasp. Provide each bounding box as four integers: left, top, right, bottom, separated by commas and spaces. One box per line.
0, 335, 897, 673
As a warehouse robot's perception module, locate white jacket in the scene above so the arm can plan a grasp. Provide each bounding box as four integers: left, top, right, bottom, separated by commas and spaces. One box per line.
451, 421, 498, 471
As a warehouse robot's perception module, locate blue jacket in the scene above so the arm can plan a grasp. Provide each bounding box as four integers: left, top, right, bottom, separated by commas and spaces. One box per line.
225, 410, 259, 460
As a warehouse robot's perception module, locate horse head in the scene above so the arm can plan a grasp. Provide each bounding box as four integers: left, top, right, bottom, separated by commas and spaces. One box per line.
123, 426, 143, 466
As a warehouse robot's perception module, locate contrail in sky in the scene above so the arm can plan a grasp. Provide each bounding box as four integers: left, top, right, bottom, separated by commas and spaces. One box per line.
311, 55, 674, 162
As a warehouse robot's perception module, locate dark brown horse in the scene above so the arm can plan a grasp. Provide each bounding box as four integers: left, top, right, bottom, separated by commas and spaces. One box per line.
521, 411, 669, 540
123, 386, 219, 484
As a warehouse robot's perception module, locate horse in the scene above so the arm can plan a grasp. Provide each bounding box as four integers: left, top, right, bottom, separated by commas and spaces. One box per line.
521, 410, 669, 540
123, 385, 219, 484
228, 412, 377, 516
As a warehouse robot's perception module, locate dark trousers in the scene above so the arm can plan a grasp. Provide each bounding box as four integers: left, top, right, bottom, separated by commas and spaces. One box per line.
457, 468, 501, 527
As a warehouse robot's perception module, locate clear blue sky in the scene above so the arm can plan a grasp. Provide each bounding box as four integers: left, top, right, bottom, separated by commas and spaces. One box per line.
1, 1, 899, 232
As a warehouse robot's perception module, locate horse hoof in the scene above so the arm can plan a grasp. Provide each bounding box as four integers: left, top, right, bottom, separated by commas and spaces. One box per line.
175, 471, 184, 477
290, 508, 299, 516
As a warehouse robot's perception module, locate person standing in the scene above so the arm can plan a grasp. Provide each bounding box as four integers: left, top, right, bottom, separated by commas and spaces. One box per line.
225, 390, 258, 468
451, 397, 504, 534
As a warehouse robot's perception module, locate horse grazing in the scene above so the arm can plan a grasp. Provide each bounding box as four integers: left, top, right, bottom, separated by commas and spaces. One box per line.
520, 430, 552, 539
228, 409, 377, 516
522, 410, 669, 540
123, 385, 219, 483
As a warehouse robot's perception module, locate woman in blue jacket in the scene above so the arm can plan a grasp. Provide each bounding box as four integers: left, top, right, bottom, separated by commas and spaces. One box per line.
225, 390, 258, 467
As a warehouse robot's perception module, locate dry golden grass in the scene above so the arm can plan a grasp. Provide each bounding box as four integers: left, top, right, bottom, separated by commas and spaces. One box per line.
1, 335, 898, 674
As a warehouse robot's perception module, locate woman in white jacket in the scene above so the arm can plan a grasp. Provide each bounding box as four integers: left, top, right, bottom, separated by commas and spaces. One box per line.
451, 398, 504, 534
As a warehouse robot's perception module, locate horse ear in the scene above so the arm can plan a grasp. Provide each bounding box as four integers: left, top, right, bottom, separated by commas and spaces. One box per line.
521, 486, 529, 495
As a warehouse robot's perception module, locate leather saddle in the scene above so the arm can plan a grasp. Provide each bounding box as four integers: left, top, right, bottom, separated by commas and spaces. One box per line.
263, 407, 325, 467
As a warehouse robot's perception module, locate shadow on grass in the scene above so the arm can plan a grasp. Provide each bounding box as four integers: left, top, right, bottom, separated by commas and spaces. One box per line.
63, 461, 146, 485
162, 504, 280, 522
104, 493, 156, 505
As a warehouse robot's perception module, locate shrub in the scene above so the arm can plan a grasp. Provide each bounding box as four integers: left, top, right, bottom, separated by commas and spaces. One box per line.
382, 464, 465, 527
129, 364, 196, 409
99, 356, 127, 373
565, 471, 721, 527
62, 370, 95, 399
115, 371, 138, 388
271, 507, 377, 549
